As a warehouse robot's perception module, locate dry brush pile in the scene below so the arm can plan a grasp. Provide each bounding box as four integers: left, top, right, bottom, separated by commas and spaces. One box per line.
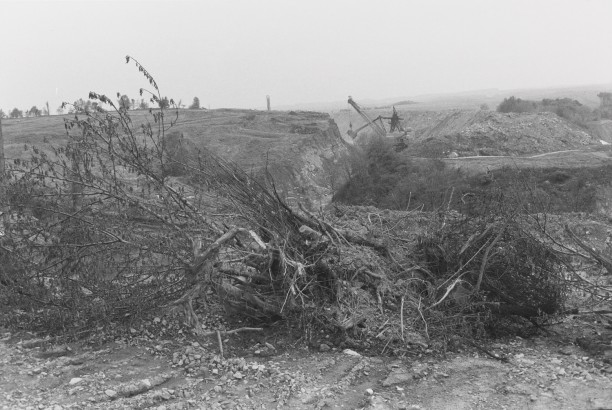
1, 58, 608, 350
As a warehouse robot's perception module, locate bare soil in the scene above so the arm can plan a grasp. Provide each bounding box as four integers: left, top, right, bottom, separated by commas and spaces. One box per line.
331, 108, 604, 157
1, 312, 611, 410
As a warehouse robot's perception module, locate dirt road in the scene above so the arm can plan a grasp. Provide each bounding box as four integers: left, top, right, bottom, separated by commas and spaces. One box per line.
1, 316, 611, 410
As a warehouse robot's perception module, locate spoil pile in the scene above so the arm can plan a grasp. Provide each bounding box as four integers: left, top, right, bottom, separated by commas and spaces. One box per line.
406, 110, 598, 157
331, 108, 599, 157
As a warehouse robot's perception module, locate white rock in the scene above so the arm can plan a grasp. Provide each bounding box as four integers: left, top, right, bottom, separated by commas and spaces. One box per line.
365, 388, 374, 396
343, 349, 361, 356
68, 377, 83, 385
104, 389, 117, 398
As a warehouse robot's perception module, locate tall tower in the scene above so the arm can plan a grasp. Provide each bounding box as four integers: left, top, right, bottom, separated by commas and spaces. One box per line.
266, 95, 271, 111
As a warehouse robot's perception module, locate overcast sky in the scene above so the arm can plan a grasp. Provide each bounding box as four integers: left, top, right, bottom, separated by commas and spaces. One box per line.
1, 0, 611, 113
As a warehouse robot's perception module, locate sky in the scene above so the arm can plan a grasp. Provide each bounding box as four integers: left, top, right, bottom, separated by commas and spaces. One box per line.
1, 0, 611, 113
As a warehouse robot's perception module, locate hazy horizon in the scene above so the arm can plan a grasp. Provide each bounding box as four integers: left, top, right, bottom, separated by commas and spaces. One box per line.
1, 0, 611, 114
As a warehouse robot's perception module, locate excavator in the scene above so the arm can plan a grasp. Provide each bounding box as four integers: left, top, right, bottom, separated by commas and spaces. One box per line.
346, 96, 410, 151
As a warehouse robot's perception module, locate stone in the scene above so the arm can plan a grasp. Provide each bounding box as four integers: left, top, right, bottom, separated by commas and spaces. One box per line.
104, 389, 117, 399
365, 388, 374, 395
172, 352, 180, 364
343, 349, 361, 356
382, 369, 412, 387
319, 343, 331, 352
367, 396, 393, 410
68, 377, 83, 385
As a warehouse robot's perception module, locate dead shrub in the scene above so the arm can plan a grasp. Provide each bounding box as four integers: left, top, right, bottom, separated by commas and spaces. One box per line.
410, 203, 568, 339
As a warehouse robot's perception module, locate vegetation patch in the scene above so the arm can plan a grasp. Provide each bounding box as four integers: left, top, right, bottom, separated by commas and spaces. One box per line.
333, 137, 612, 215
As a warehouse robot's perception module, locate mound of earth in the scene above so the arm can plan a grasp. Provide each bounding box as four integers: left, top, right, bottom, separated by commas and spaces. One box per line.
331, 108, 599, 157
406, 110, 598, 157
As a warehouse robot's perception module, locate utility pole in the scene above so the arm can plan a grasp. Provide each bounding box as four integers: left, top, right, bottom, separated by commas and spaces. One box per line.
266, 95, 271, 111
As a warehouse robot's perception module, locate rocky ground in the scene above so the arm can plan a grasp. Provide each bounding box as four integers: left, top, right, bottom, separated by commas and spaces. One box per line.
1, 310, 611, 410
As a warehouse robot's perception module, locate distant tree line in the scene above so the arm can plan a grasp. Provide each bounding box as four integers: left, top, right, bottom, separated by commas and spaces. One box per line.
496, 96, 598, 127
1, 95, 203, 119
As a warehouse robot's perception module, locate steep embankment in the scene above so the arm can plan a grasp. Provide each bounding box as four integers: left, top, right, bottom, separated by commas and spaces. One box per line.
169, 109, 348, 206
1, 109, 349, 207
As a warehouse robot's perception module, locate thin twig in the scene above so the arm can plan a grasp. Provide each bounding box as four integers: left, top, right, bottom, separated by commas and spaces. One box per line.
201, 327, 263, 337
400, 296, 405, 342
417, 296, 429, 341
474, 227, 505, 292
216, 330, 224, 359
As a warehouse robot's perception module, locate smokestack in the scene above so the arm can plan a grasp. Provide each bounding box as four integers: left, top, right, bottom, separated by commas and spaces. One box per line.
266, 95, 271, 111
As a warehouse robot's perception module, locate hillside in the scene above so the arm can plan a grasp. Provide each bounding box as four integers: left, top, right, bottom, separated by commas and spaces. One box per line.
332, 108, 601, 157
1, 109, 349, 207
587, 119, 612, 142
287, 83, 611, 112
407, 110, 598, 157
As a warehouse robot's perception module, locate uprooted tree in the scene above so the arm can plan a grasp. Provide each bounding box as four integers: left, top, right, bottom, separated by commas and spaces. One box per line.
0, 57, 593, 349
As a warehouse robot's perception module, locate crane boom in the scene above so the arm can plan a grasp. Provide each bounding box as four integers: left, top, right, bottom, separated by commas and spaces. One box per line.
347, 96, 386, 138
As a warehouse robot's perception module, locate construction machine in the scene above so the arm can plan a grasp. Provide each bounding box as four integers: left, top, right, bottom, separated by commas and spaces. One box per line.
346, 96, 410, 151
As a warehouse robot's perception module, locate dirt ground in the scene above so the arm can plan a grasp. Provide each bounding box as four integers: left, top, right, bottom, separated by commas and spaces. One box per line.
1, 312, 611, 410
